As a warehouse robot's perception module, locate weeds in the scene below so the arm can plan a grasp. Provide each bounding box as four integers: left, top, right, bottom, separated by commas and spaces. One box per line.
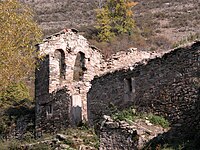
147, 113, 169, 128
173, 33, 200, 48
111, 107, 170, 128
112, 107, 137, 122
0, 139, 22, 150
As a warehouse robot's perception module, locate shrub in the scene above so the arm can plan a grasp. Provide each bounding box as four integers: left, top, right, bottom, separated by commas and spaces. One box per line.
172, 33, 200, 48
0, 140, 22, 150
111, 106, 170, 128
31, 143, 50, 150
147, 114, 169, 128
23, 131, 35, 143
112, 107, 137, 122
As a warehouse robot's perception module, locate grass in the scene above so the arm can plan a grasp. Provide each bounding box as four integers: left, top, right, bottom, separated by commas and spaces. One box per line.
172, 32, 200, 48
59, 127, 99, 149
147, 113, 170, 128
0, 126, 99, 150
111, 107, 137, 122
111, 107, 170, 128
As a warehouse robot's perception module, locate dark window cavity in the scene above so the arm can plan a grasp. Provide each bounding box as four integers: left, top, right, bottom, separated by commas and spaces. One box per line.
125, 78, 135, 93
54, 49, 66, 79
73, 52, 86, 81
46, 104, 53, 116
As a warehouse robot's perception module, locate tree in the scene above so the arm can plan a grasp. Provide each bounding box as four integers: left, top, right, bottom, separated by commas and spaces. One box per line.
96, 0, 137, 41
96, 7, 115, 41
0, 0, 42, 102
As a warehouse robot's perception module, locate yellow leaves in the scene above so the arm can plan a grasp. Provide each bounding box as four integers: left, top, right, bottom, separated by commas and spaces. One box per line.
126, 10, 133, 17
0, 0, 42, 91
95, 0, 137, 41
126, 2, 138, 8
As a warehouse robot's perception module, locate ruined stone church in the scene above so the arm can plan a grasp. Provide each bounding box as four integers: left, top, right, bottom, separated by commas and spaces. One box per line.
35, 28, 200, 138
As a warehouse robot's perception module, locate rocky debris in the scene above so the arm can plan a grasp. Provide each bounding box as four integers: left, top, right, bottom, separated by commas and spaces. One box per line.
22, 128, 98, 150
56, 134, 68, 141
100, 49, 158, 75
99, 115, 168, 149
88, 41, 200, 142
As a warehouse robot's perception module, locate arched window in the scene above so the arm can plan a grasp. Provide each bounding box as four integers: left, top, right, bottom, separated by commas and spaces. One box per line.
73, 52, 86, 81
54, 49, 66, 79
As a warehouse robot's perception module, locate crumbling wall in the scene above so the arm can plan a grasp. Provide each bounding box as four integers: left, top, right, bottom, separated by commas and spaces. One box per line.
88, 42, 200, 139
99, 119, 138, 150
38, 29, 102, 94
36, 88, 71, 137
98, 115, 167, 150
100, 48, 158, 74
35, 29, 103, 135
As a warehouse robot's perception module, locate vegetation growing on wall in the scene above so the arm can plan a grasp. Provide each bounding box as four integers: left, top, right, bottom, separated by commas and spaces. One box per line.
173, 32, 200, 48
111, 106, 170, 128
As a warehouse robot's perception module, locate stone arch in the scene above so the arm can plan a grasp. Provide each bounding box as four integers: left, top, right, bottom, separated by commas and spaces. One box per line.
73, 51, 87, 81
54, 49, 66, 79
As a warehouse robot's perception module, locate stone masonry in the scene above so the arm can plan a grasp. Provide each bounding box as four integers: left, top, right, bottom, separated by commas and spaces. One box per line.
35, 28, 200, 142
88, 41, 200, 140
35, 29, 103, 135
35, 28, 155, 135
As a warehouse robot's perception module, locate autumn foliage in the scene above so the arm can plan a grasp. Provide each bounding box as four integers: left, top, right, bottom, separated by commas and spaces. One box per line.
0, 0, 42, 104
96, 0, 137, 41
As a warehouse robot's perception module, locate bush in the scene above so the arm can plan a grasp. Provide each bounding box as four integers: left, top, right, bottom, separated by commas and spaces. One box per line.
31, 143, 50, 150
0, 139, 22, 150
112, 107, 137, 122
89, 31, 147, 58
147, 114, 169, 128
111, 106, 170, 128
23, 131, 35, 143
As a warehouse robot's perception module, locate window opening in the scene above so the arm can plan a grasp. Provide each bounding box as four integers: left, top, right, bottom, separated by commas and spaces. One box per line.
46, 104, 53, 116
54, 49, 66, 79
127, 78, 132, 92
125, 78, 135, 93
73, 52, 86, 81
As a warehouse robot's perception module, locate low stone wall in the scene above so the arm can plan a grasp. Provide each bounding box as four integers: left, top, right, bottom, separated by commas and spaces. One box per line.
36, 88, 71, 137
98, 115, 167, 150
99, 116, 138, 150
88, 42, 200, 139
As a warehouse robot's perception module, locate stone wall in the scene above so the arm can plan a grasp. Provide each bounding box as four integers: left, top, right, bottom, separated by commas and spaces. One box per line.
35, 28, 200, 140
98, 115, 168, 150
99, 119, 138, 150
88, 42, 200, 139
35, 29, 104, 135
36, 88, 71, 136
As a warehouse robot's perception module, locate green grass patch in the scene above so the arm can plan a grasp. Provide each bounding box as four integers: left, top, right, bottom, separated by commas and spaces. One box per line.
147, 114, 170, 128
111, 107, 170, 128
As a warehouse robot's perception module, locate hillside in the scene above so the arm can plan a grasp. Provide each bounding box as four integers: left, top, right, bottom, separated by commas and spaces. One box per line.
20, 0, 200, 43
134, 0, 200, 42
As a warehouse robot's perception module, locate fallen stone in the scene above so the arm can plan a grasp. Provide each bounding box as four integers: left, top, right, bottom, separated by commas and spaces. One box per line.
60, 144, 70, 149
106, 122, 119, 129
56, 134, 67, 141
